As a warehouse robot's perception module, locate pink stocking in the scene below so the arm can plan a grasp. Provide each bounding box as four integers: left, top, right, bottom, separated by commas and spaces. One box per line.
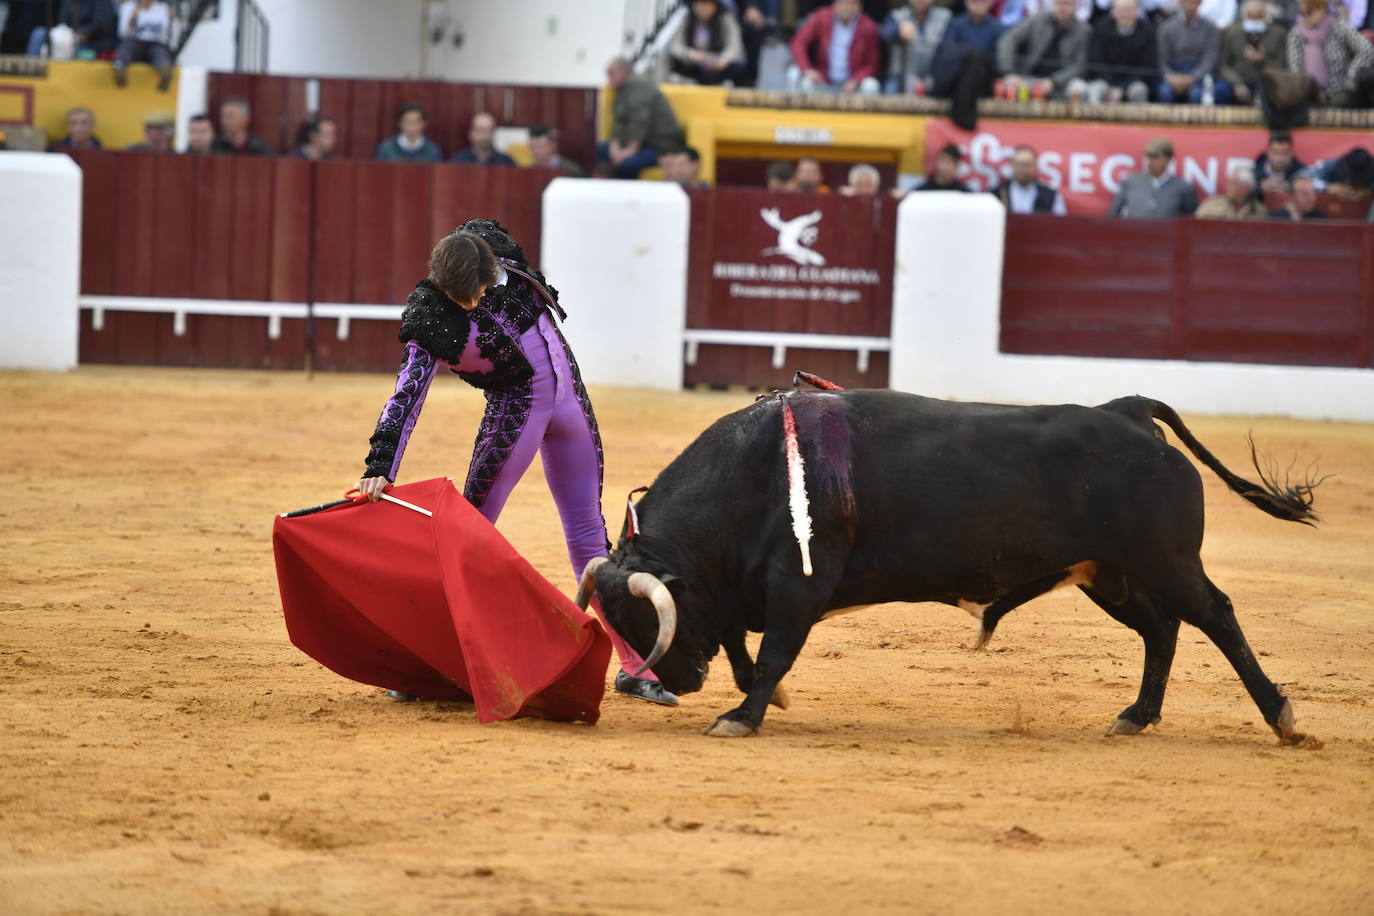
590, 597, 659, 682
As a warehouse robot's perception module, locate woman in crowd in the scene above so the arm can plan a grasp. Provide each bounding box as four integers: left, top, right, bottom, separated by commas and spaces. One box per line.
668, 0, 748, 85
1286, 0, 1374, 107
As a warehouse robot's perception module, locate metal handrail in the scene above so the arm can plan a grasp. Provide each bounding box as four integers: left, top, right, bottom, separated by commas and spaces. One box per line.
235, 0, 269, 73
622, 0, 685, 68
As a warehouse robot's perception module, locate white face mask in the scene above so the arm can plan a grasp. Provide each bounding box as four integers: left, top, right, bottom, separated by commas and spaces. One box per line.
1242, 18, 1266, 32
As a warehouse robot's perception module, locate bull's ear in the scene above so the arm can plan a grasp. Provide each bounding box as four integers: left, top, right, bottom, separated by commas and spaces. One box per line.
660, 574, 687, 597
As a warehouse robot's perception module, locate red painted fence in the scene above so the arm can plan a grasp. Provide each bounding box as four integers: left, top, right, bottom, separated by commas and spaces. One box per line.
72, 150, 560, 372
71, 150, 1374, 379
1001, 214, 1374, 369
206, 73, 600, 170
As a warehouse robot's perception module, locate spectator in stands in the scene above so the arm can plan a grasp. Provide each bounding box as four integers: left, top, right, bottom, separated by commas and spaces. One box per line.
292, 115, 337, 161
930, 0, 1004, 111
661, 146, 710, 188
766, 159, 796, 191
1085, 0, 1155, 103
24, 0, 117, 58
1268, 173, 1327, 219
528, 124, 585, 176
738, 2, 780, 87
840, 162, 882, 195
1157, 0, 1223, 104
113, 0, 172, 91
126, 111, 174, 152
881, 0, 953, 94
1310, 147, 1374, 198
1217, 0, 1287, 104
47, 107, 101, 151
997, 0, 1093, 99
993, 145, 1067, 212
183, 112, 214, 154
1254, 130, 1305, 193
914, 143, 971, 191
212, 96, 270, 156
793, 156, 831, 192
1287, 0, 1374, 107
597, 57, 684, 179
1196, 164, 1266, 217
788, 0, 883, 94
375, 102, 442, 163
451, 112, 516, 166
669, 0, 747, 86
1109, 137, 1199, 217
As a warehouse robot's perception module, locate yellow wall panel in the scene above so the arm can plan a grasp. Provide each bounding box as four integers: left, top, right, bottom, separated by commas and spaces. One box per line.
0, 61, 180, 149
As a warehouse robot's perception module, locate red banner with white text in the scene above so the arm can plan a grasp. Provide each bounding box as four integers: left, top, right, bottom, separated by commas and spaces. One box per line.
924, 120, 1372, 216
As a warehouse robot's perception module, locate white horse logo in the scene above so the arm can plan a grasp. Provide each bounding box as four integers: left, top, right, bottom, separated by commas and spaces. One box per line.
760, 208, 826, 266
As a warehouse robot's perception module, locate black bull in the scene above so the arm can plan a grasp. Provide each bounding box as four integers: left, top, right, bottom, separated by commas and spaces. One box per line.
577, 388, 1321, 741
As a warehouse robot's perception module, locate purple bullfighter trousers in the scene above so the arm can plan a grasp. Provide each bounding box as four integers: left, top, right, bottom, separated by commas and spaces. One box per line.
462, 314, 657, 681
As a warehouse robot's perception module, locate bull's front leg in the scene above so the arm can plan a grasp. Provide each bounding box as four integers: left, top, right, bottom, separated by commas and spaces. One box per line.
706, 609, 813, 737
721, 626, 792, 711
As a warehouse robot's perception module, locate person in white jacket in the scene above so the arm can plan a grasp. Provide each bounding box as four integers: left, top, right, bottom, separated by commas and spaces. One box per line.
113, 0, 172, 91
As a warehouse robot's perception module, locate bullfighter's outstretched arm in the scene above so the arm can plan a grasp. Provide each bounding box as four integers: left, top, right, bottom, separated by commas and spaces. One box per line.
362, 340, 441, 482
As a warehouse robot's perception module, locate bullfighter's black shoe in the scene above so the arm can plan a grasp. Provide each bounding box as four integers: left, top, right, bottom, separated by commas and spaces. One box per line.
386, 689, 419, 702
614, 671, 679, 707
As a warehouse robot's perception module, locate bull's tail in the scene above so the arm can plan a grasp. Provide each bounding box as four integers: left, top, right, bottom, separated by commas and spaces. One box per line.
1105, 397, 1321, 525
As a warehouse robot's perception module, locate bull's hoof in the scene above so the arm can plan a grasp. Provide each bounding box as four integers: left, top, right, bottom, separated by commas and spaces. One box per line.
1268, 695, 1314, 746
769, 684, 790, 710
1107, 716, 1156, 736
705, 717, 758, 738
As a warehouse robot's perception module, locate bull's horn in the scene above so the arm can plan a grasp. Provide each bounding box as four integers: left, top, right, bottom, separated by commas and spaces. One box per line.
575, 557, 609, 610
627, 572, 678, 676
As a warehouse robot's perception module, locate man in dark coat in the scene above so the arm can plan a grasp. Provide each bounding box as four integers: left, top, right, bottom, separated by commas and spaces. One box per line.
1085, 0, 1156, 103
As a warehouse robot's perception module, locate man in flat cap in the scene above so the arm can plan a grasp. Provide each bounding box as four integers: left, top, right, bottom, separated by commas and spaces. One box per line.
1109, 137, 1199, 219
126, 112, 175, 152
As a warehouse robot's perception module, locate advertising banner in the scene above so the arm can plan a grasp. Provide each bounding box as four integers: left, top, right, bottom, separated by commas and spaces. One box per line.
924, 119, 1372, 215
687, 187, 898, 338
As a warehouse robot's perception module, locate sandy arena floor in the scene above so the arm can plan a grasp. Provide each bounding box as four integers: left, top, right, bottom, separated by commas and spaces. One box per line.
1, 366, 1372, 915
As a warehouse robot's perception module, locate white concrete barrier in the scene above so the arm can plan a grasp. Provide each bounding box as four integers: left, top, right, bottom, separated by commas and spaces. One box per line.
0, 153, 82, 371
890, 192, 1374, 422
540, 178, 689, 390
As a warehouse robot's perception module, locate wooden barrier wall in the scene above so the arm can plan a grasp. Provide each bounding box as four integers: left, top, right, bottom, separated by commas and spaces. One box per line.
206, 73, 599, 169
1001, 214, 1374, 369
73, 150, 560, 372
71, 149, 1374, 380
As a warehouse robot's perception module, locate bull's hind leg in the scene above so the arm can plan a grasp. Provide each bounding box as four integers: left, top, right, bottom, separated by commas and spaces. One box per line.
1149, 572, 1303, 744
1080, 587, 1180, 735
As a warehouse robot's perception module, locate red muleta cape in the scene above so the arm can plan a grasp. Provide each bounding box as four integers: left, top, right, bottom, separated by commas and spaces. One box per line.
272, 478, 610, 723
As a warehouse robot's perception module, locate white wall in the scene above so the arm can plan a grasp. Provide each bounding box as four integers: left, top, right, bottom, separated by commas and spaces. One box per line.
541, 178, 689, 390
425, 0, 628, 86
889, 193, 1374, 423
179, 0, 426, 78
0, 154, 81, 372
